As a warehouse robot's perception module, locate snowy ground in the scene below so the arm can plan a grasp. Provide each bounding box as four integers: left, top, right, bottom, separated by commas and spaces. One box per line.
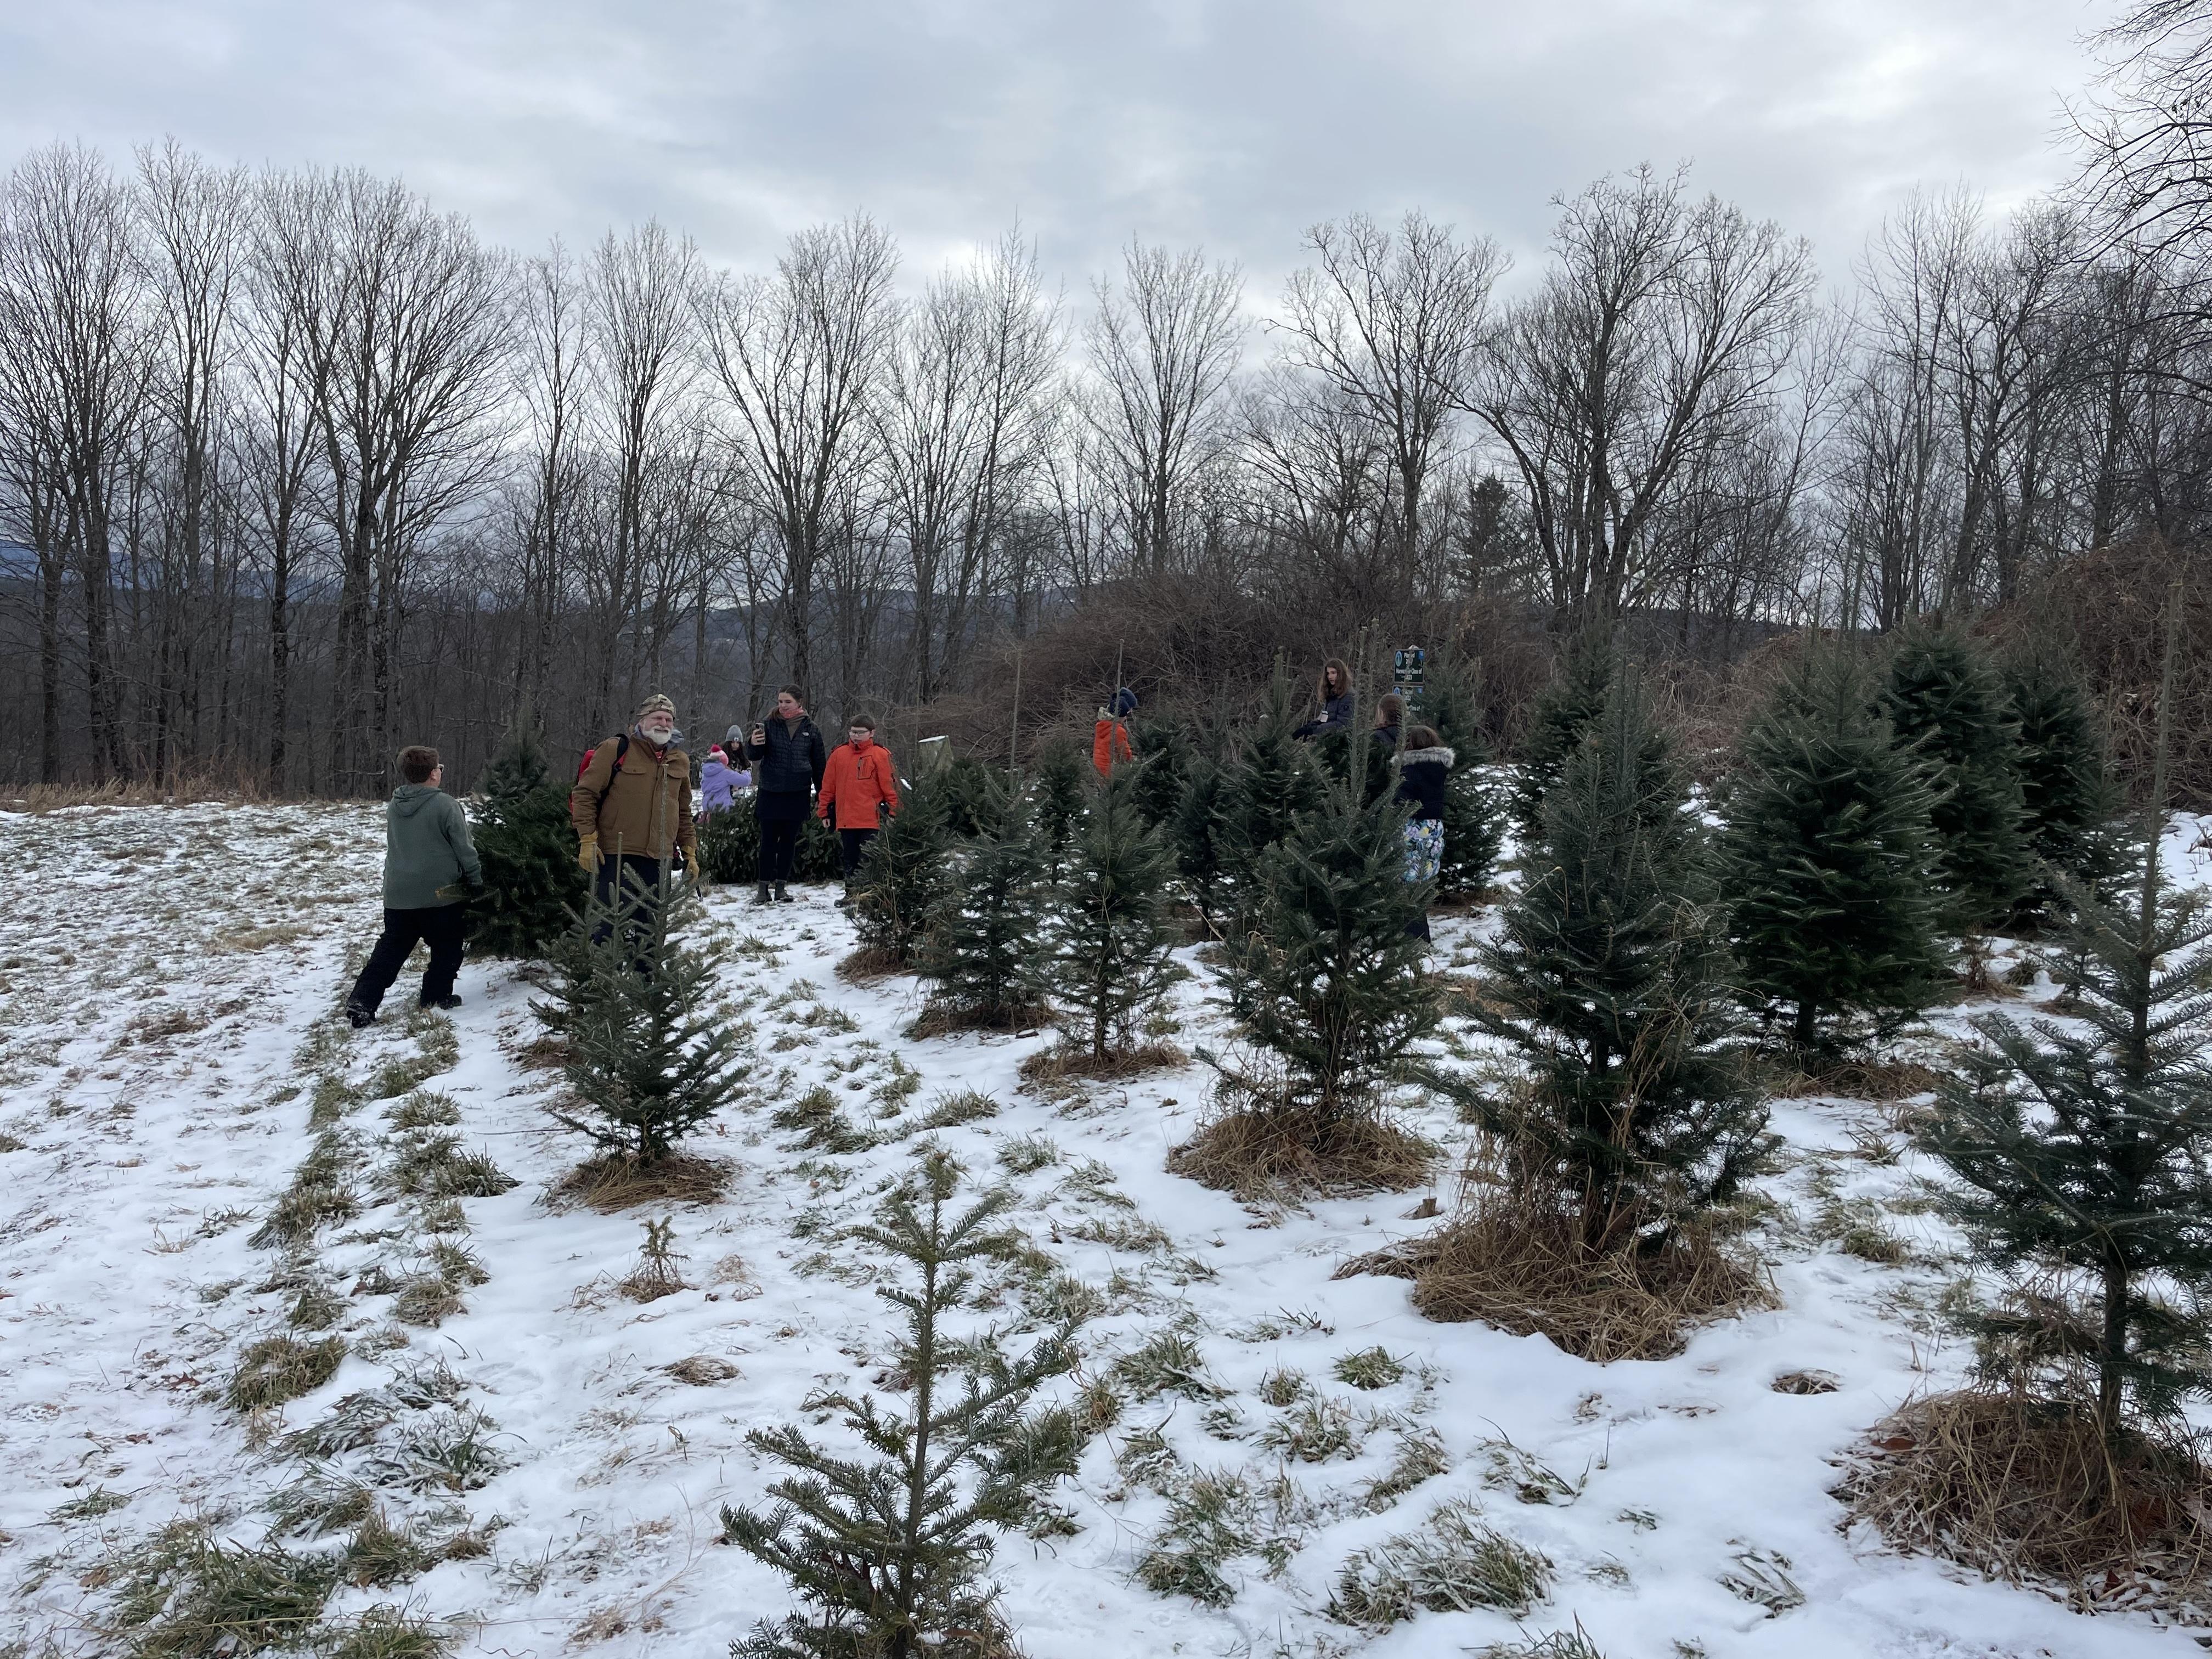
2, 799, 2208, 1659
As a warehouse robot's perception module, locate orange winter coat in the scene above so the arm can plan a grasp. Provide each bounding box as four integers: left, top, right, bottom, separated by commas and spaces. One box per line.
817, 741, 900, 829
1093, 716, 1135, 777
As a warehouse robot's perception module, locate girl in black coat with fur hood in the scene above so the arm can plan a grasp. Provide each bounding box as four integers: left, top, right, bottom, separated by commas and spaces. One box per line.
1392, 724, 1453, 942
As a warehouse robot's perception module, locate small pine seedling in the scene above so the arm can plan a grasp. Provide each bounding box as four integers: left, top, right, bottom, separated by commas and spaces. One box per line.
720, 1152, 1085, 1657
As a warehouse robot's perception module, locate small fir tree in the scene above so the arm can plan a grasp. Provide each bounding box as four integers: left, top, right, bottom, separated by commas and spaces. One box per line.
850, 781, 956, 972
1170, 752, 1231, 929
1716, 648, 1949, 1056
1216, 742, 1438, 1135
1042, 774, 1181, 1064
721, 1152, 1083, 1659
534, 866, 743, 1164
1214, 666, 1325, 902
1474, 669, 1769, 1247
467, 720, 588, 958
1030, 741, 1088, 888
1421, 646, 1506, 901
698, 791, 760, 884
1509, 627, 1622, 845
1916, 650, 2212, 1453
935, 754, 1001, 839
1882, 624, 2033, 929
917, 782, 1050, 1031
2004, 652, 2123, 923
1127, 715, 1194, 834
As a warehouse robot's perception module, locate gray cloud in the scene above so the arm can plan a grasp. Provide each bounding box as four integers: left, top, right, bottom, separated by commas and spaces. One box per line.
0, 0, 2120, 298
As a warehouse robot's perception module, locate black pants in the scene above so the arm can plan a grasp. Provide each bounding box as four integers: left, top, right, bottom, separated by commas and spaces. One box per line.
350, 904, 465, 1013
758, 815, 802, 883
838, 828, 878, 881
592, 853, 663, 945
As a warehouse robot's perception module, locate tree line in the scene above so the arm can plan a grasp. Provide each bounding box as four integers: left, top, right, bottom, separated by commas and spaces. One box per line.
7, 7, 2212, 795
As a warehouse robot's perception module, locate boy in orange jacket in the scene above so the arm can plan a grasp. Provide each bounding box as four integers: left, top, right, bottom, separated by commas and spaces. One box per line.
817, 714, 901, 894
1093, 686, 1138, 778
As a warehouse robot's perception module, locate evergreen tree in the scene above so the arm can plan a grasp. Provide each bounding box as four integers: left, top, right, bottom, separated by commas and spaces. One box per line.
1029, 741, 1087, 888
1509, 627, 1621, 845
1472, 670, 1768, 1247
1882, 625, 2032, 929
917, 782, 1049, 1031
850, 781, 955, 972
1421, 646, 1506, 901
1217, 752, 1437, 1129
1170, 752, 1231, 929
1917, 814, 2212, 1452
1716, 648, 1949, 1056
936, 755, 1001, 839
1042, 774, 1181, 1064
534, 867, 742, 1164
698, 791, 760, 884
1214, 667, 1325, 906
1127, 715, 1194, 834
467, 720, 588, 958
722, 1152, 1083, 1659
2004, 652, 2123, 922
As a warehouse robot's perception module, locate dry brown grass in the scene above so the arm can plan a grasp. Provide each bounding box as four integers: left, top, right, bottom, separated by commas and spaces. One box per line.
1841, 1390, 2212, 1614
1360, 1184, 1773, 1363
906, 998, 1052, 1040
1019, 1041, 1187, 1085
834, 944, 907, 984
551, 1153, 732, 1212
1775, 1057, 1945, 1103
1167, 1102, 1436, 1201
0, 775, 284, 812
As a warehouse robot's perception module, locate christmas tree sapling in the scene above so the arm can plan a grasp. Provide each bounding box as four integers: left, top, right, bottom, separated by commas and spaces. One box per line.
468, 718, 589, 958
915, 779, 1050, 1034
1716, 647, 1949, 1058
534, 865, 743, 1166
1039, 772, 1183, 1071
722, 1151, 1084, 1659
845, 780, 955, 977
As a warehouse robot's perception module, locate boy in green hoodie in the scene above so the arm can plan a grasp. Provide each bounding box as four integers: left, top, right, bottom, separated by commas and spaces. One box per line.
346, 744, 484, 1027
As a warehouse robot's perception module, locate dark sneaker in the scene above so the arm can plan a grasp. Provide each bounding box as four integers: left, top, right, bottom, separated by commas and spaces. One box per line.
345, 1000, 376, 1029
419, 994, 463, 1011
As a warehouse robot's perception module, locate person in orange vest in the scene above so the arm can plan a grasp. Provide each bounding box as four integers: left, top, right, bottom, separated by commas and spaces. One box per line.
817, 713, 901, 898
1093, 686, 1137, 778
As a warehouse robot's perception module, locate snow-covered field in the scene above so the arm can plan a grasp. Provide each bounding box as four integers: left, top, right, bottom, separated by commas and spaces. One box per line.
2, 799, 2205, 1658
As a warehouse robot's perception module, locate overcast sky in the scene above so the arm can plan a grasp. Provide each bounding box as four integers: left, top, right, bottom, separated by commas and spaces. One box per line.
0, 0, 2123, 303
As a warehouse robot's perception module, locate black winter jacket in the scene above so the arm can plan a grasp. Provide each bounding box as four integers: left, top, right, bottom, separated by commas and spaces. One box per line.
742, 714, 827, 798
1392, 744, 1454, 822
1296, 690, 1356, 740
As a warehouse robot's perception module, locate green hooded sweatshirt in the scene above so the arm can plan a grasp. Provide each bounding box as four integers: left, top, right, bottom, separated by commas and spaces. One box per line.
382, 784, 483, 910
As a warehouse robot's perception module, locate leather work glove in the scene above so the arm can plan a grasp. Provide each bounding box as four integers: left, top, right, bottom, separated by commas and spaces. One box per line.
578, 834, 601, 873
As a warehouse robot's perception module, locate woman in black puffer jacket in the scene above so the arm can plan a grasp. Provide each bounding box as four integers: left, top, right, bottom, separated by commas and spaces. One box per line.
1391, 724, 1453, 943
738, 684, 827, 903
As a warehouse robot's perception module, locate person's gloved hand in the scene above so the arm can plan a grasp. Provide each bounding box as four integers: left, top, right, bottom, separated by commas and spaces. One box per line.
578, 834, 601, 873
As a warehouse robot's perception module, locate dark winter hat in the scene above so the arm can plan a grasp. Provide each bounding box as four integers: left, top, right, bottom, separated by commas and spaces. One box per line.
1113, 687, 1138, 718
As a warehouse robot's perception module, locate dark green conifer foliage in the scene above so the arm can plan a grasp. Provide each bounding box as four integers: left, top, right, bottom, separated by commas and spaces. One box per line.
935, 755, 1001, 839
1214, 667, 1325, 902
917, 781, 1049, 1030
1029, 742, 1088, 887
1126, 716, 1193, 833
1042, 774, 1181, 1062
1510, 627, 1622, 844
1219, 735, 1437, 1126
2004, 653, 2123, 922
1716, 649, 1949, 1056
534, 867, 742, 1163
467, 721, 587, 958
698, 791, 760, 883
1917, 641, 2212, 1453
1170, 753, 1231, 928
1882, 625, 2032, 929
721, 1152, 1083, 1659
1473, 669, 1769, 1246
1421, 646, 1506, 900
851, 782, 956, 970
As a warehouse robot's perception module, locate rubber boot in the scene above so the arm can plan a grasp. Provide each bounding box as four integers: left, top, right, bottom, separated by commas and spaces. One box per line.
754, 882, 772, 905
774, 883, 791, 902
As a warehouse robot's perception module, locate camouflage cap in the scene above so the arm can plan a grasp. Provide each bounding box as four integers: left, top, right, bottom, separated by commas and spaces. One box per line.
636, 693, 676, 719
